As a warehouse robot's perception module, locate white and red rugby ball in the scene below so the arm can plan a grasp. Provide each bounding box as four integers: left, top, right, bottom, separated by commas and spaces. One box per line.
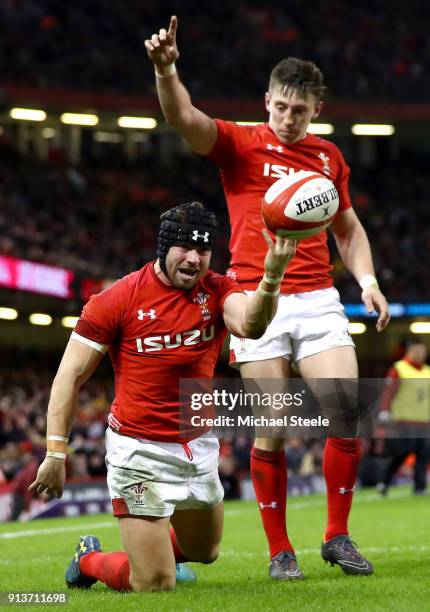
262, 170, 339, 239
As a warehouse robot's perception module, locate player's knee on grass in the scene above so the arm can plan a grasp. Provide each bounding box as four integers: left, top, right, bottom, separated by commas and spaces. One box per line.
129, 567, 176, 592
191, 542, 220, 564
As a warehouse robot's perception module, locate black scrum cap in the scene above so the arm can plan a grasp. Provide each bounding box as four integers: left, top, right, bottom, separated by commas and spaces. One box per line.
157, 202, 217, 275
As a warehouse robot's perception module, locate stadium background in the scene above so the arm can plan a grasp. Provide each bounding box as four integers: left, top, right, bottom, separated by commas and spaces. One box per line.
0, 0, 429, 526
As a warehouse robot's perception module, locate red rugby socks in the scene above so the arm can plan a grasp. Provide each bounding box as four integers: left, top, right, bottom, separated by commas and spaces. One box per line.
80, 551, 130, 591
79, 528, 188, 591
250, 446, 295, 558
170, 527, 189, 563
323, 437, 361, 542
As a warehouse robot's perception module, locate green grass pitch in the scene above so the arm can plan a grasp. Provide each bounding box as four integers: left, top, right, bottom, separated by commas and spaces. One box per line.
1, 487, 429, 611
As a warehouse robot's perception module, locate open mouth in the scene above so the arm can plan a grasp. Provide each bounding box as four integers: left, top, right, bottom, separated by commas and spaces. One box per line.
178, 268, 198, 279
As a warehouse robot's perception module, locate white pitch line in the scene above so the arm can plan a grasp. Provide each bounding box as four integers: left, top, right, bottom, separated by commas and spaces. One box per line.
0, 521, 114, 540
0, 490, 413, 540
221, 544, 430, 558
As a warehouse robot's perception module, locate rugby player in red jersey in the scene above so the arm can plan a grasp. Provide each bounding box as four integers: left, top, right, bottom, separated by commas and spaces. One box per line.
29, 202, 297, 592
146, 17, 391, 579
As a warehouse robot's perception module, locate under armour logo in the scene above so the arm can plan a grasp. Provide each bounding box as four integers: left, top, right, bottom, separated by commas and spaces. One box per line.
322, 206, 330, 218
259, 501, 278, 509
138, 309, 156, 320
267, 144, 283, 153
338, 487, 355, 494
192, 230, 209, 242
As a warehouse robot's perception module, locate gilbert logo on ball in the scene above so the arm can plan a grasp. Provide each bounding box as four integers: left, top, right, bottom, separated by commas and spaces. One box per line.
262, 170, 339, 239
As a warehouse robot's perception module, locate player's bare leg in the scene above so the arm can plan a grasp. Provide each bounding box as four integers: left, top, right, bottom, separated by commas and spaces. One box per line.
119, 516, 176, 591
67, 516, 177, 592
241, 356, 290, 454
297, 346, 373, 575
66, 500, 222, 592
241, 357, 304, 580
170, 501, 224, 563
297, 345, 358, 379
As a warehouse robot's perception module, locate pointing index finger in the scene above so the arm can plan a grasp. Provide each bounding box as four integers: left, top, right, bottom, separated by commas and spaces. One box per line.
168, 15, 178, 39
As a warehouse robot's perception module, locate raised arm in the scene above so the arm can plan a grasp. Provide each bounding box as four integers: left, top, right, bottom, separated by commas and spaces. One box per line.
223, 231, 297, 339
330, 207, 390, 332
29, 339, 105, 498
145, 15, 217, 155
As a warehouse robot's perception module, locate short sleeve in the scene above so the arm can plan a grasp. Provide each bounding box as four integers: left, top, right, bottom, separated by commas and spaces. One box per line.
74, 277, 130, 345
207, 119, 249, 168
207, 273, 244, 309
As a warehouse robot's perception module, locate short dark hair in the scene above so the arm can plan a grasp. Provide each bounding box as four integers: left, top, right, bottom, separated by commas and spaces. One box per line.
403, 335, 426, 350
269, 57, 326, 101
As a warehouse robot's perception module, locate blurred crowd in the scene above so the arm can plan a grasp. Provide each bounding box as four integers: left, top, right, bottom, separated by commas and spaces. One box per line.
219, 435, 325, 500
0, 351, 112, 518
332, 150, 429, 302
0, 0, 428, 101
1, 348, 427, 518
0, 351, 335, 514
0, 349, 326, 513
0, 137, 428, 301
0, 138, 230, 279
1, 1, 428, 521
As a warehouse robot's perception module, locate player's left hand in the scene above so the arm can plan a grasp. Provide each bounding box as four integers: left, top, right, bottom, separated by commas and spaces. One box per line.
262, 229, 297, 280
361, 286, 391, 332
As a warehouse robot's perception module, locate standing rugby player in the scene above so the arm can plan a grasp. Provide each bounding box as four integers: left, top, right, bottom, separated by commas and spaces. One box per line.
146, 17, 390, 579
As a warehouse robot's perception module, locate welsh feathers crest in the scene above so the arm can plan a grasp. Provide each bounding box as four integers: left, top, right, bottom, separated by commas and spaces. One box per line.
193, 292, 211, 321
193, 292, 210, 306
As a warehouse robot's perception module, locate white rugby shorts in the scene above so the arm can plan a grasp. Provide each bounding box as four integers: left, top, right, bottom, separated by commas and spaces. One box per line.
230, 287, 354, 366
105, 428, 224, 518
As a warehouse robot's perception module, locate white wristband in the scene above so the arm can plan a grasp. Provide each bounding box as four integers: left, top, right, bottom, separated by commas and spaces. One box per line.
359, 274, 379, 290
257, 286, 280, 298
263, 273, 283, 285
155, 63, 176, 78
46, 451, 67, 461
48, 435, 68, 443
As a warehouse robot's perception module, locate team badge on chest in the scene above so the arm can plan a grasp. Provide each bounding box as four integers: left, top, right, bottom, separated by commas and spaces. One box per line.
193, 292, 212, 321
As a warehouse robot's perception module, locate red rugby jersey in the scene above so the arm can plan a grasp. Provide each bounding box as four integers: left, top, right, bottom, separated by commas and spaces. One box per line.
207, 121, 352, 293
73, 262, 241, 442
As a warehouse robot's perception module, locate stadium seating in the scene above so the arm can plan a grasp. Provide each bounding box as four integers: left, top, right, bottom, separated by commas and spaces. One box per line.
0, 1, 427, 100
0, 140, 428, 299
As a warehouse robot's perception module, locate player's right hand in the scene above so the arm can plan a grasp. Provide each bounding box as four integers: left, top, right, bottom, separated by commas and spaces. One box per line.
28, 457, 66, 499
262, 229, 298, 279
145, 15, 179, 68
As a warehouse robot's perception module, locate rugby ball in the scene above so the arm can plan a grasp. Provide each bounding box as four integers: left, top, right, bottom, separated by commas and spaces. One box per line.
262, 170, 339, 238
